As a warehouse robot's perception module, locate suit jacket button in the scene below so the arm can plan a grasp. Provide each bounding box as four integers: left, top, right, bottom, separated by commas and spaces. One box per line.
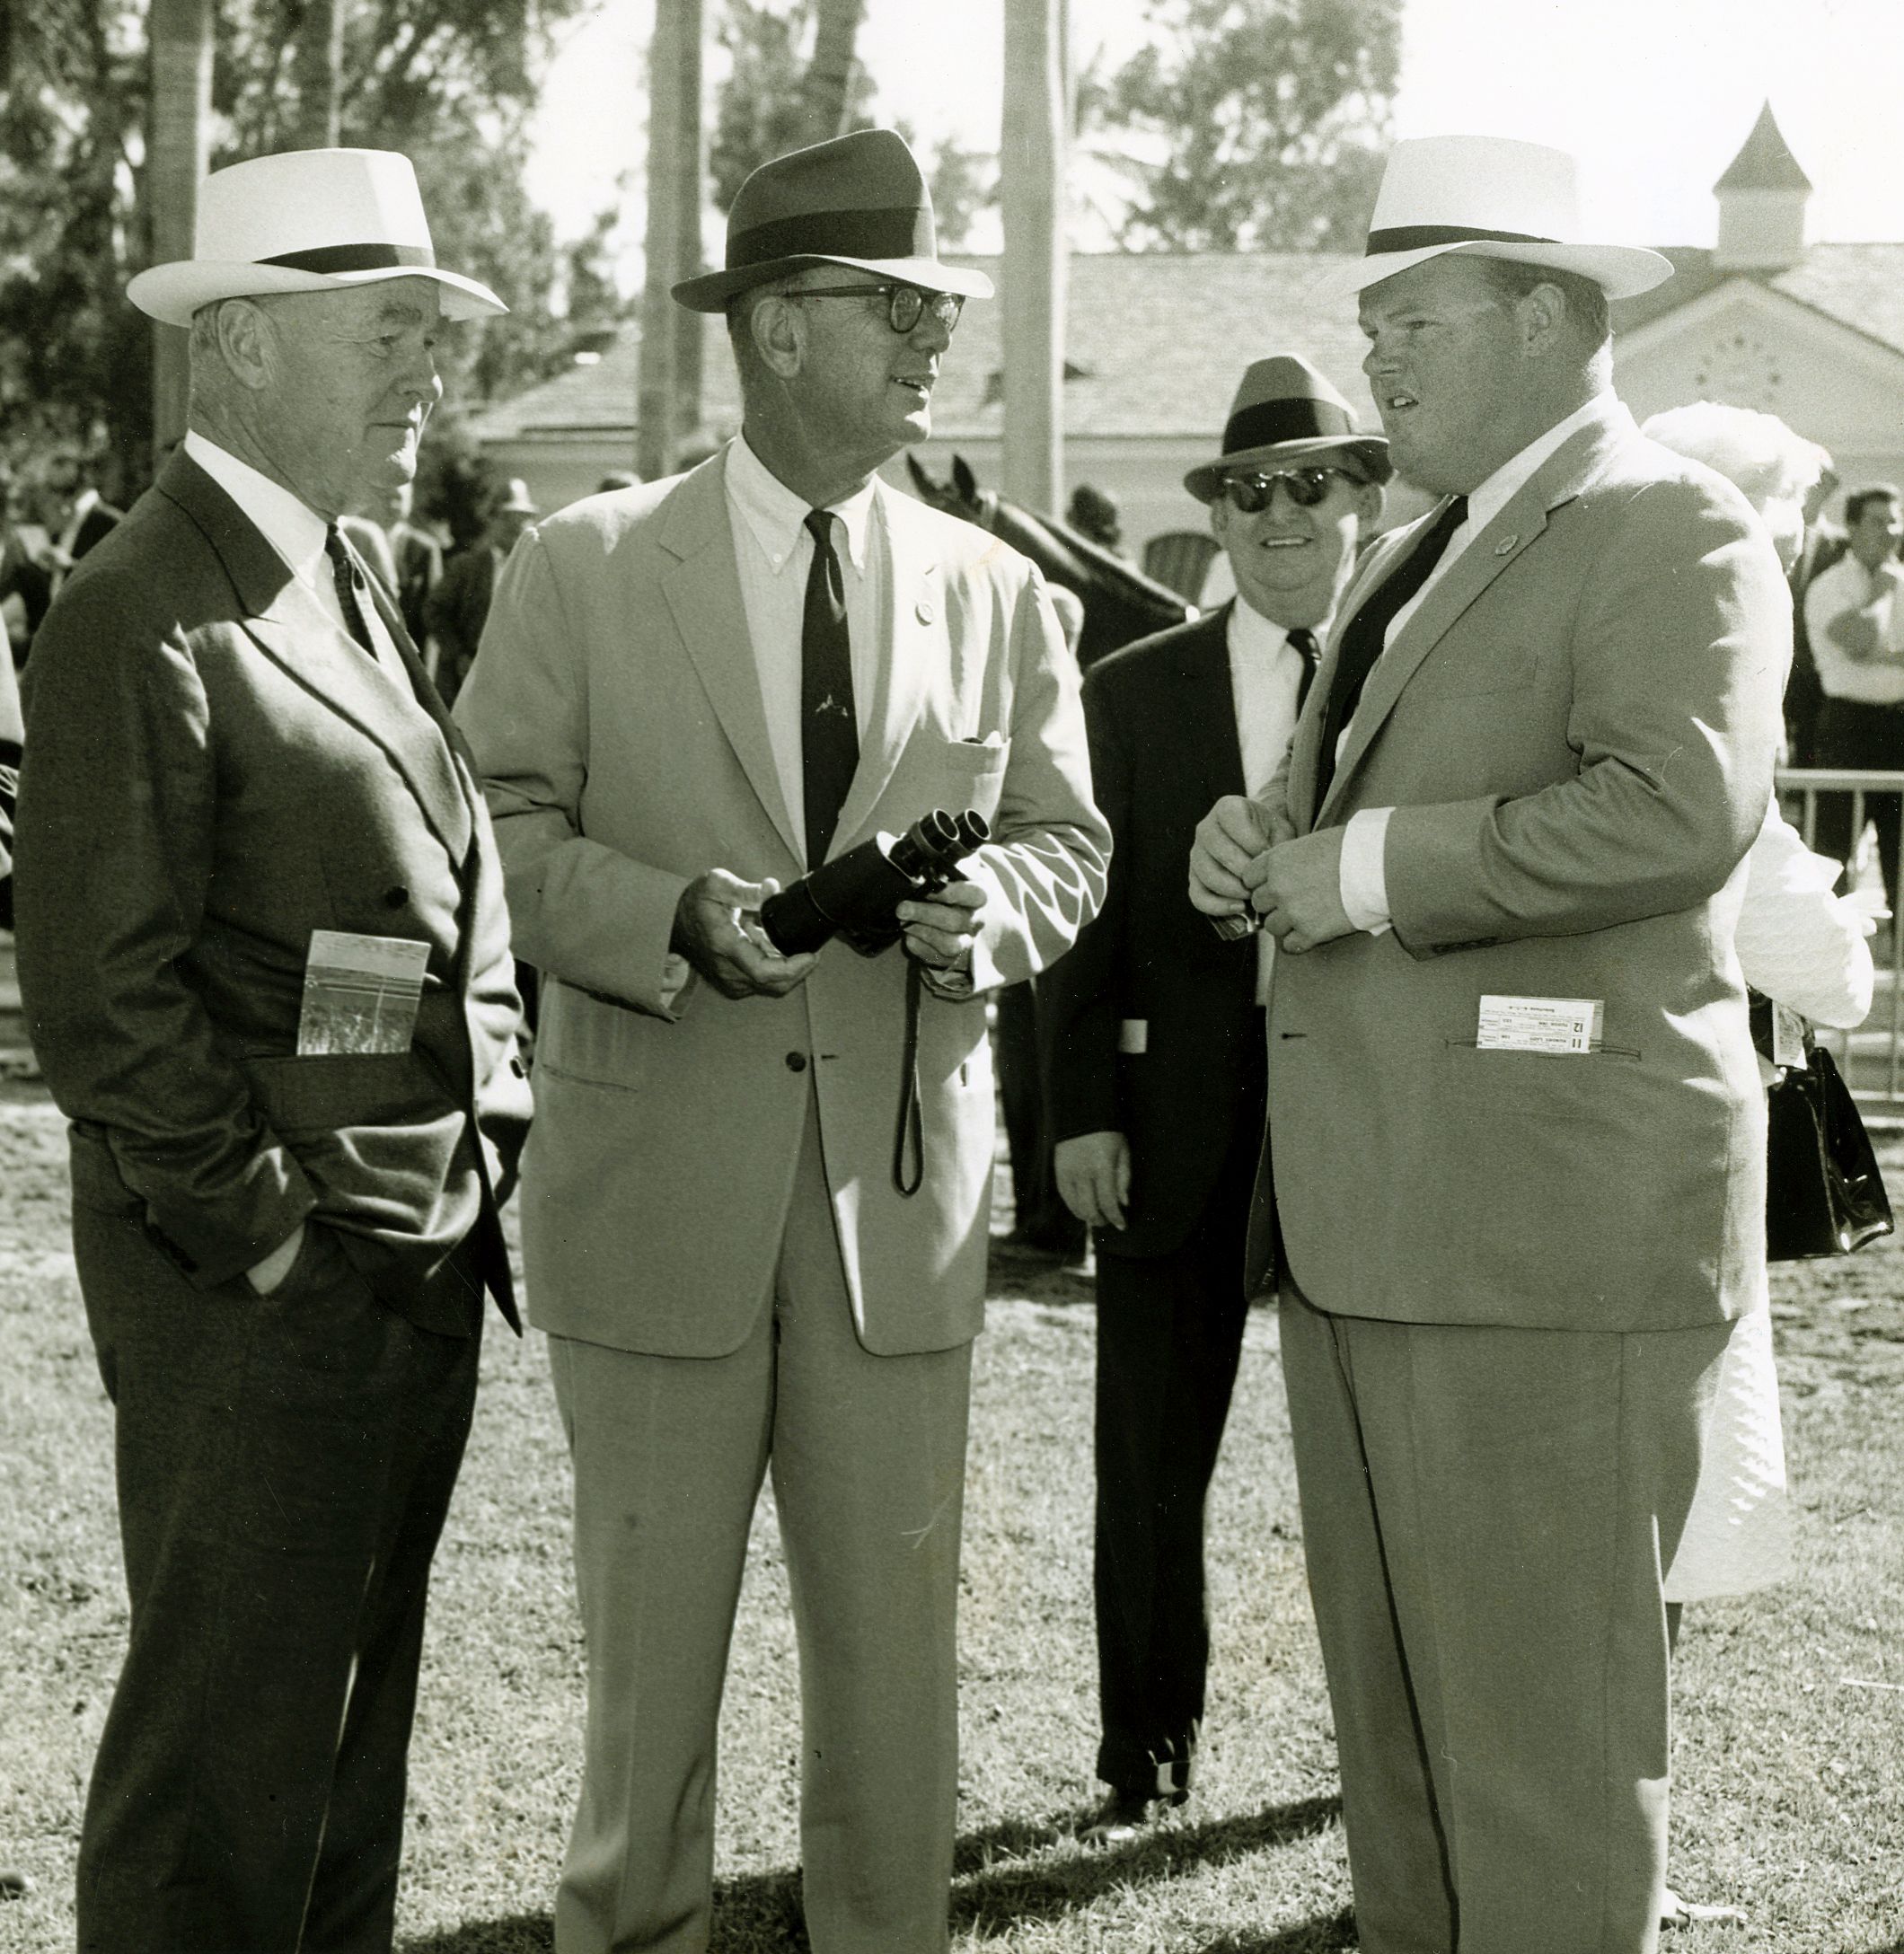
785, 1052, 808, 1073
383, 885, 409, 909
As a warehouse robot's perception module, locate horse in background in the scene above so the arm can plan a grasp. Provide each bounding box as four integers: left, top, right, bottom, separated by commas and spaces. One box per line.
904, 453, 1192, 673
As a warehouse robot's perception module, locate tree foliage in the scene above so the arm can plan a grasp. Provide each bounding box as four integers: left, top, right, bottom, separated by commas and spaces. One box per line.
1081, 0, 1401, 252
0, 0, 614, 500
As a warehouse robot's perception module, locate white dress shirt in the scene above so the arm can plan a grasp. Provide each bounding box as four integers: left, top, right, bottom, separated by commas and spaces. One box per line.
724, 432, 886, 864
1336, 392, 1623, 932
1802, 550, 1904, 705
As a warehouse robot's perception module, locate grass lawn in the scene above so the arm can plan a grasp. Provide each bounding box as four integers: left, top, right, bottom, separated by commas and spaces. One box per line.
1, 1075, 1900, 1952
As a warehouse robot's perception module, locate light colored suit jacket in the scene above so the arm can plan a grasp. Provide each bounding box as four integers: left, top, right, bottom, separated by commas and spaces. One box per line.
1254, 403, 1789, 1333
456, 453, 1108, 1358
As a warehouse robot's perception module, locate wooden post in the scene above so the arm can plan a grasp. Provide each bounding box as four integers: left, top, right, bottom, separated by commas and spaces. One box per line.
671, 0, 704, 457
1000, 0, 1066, 518
292, 0, 345, 149
637, 0, 687, 481
147, 0, 213, 459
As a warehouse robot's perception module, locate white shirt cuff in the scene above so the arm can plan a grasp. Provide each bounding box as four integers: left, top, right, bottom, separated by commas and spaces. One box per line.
1339, 807, 1395, 936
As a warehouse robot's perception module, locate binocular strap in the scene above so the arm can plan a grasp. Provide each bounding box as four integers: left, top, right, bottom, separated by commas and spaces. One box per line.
892, 958, 926, 1198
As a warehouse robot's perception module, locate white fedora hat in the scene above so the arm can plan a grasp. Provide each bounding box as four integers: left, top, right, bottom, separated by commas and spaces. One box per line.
1332, 135, 1672, 300
127, 148, 507, 328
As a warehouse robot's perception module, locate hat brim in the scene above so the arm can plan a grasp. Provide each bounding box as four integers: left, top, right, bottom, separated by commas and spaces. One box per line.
127, 259, 507, 329
1185, 434, 1392, 505
1321, 238, 1673, 302
673, 251, 994, 312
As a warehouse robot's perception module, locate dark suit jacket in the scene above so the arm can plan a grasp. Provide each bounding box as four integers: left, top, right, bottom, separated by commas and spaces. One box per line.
14, 453, 533, 1330
424, 545, 498, 704
1044, 603, 1303, 1259
68, 495, 123, 563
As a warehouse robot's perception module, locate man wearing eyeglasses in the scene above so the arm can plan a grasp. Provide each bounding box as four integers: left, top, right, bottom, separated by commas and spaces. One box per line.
1041, 356, 1388, 1843
455, 128, 1106, 1954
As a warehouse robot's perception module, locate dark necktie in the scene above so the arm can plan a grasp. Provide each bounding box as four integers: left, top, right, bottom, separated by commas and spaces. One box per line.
1311, 495, 1468, 819
323, 524, 377, 659
1286, 624, 1320, 714
801, 508, 859, 868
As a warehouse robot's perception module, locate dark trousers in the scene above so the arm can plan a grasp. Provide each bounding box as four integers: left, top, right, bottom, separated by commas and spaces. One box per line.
1091, 1121, 1256, 1793
72, 1198, 481, 1954
1812, 697, 1904, 908
995, 978, 1084, 1253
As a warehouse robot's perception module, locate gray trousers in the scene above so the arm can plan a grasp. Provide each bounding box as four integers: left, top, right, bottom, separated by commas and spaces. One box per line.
548, 1098, 974, 1954
1278, 1281, 1728, 1954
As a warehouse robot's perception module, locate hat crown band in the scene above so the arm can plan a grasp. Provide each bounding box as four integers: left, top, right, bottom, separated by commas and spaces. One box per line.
727, 202, 935, 274
1364, 223, 1560, 258
1224, 396, 1357, 456
260, 240, 438, 275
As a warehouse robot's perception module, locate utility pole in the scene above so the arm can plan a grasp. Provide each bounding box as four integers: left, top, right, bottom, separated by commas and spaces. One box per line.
147, 0, 213, 457
638, 0, 690, 480
1000, 0, 1067, 517
671, 0, 704, 456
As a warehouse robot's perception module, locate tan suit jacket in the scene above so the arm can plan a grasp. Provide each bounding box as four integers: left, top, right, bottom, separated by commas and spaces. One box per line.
456, 454, 1108, 1357
1254, 403, 1789, 1332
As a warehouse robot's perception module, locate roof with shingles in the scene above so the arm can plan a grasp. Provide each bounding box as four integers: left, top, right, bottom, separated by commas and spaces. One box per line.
472, 241, 1904, 445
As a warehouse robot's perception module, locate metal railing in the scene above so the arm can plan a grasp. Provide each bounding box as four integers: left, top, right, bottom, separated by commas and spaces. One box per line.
1777, 768, 1904, 1116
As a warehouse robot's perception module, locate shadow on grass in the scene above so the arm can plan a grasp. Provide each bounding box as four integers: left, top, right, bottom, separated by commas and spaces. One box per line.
398, 1794, 1344, 1952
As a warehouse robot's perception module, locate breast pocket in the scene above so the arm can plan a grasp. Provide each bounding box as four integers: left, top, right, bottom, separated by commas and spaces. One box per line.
933, 735, 1011, 824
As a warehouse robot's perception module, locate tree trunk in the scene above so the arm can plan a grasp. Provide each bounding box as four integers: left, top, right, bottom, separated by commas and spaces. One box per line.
293, 0, 346, 149
671, 0, 704, 453
800, 0, 863, 145
147, 0, 214, 459
637, 0, 688, 480
1000, 0, 1066, 518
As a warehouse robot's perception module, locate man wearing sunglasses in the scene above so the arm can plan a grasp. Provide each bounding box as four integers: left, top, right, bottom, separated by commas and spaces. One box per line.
455, 128, 1106, 1954
1042, 355, 1388, 1842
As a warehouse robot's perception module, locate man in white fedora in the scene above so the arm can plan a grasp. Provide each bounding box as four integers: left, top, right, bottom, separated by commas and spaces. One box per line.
1191, 136, 1787, 1952
14, 147, 532, 1953
456, 126, 1106, 1952
1044, 354, 1387, 1842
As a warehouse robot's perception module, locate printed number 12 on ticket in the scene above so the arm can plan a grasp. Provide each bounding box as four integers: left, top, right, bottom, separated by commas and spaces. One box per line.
1476, 994, 1605, 1054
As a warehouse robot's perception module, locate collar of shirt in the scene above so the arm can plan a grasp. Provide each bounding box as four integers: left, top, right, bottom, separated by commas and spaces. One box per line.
1227, 595, 1297, 665
1459, 391, 1626, 544
724, 431, 877, 577
184, 428, 334, 603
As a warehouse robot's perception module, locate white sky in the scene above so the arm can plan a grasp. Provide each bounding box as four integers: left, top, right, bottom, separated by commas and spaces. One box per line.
523, 0, 1904, 289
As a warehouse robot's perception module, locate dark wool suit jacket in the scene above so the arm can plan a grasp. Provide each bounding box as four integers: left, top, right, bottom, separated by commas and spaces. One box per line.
14, 453, 532, 1330
1045, 603, 1302, 1260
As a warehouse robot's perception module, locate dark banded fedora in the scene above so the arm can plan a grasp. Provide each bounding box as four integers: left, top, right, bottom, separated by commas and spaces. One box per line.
128, 148, 506, 327
673, 127, 992, 312
1183, 355, 1391, 505
1331, 135, 1671, 300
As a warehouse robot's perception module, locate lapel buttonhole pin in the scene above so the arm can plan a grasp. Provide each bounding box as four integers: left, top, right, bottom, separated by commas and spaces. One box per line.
1494, 535, 1519, 556
915, 599, 936, 625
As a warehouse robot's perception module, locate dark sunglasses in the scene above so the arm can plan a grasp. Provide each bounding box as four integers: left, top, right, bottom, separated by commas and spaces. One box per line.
783, 284, 965, 336
1221, 466, 1358, 514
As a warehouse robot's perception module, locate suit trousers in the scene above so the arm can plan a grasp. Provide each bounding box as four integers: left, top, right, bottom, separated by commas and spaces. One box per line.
1091, 1112, 1257, 1793
72, 1201, 481, 1954
1277, 1282, 1728, 1954
547, 1092, 974, 1954
1811, 697, 1904, 908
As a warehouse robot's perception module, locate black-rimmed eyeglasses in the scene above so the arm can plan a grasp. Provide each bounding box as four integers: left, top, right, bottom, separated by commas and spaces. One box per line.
1221, 467, 1358, 514
782, 285, 965, 336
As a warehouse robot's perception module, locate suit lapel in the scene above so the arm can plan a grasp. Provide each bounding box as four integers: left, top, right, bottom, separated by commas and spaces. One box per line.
834, 480, 937, 851
162, 454, 474, 862
658, 457, 802, 864
1175, 606, 1247, 806
1312, 411, 1629, 826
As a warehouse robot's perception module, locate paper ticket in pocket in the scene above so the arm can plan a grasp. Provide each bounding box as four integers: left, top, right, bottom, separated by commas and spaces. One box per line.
1476, 994, 1604, 1054
296, 930, 430, 1056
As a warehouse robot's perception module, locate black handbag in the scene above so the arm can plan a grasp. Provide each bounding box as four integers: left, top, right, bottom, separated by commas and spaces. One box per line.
1764, 1040, 1894, 1260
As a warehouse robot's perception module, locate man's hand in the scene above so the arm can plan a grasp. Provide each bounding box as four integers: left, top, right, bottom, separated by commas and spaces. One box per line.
673, 869, 818, 999
898, 877, 987, 973
1054, 1131, 1131, 1231
1189, 795, 1283, 919
246, 1222, 305, 1296
1254, 828, 1355, 954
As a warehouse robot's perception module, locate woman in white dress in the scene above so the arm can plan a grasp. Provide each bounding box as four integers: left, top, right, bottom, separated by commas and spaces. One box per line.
1642, 401, 1879, 1928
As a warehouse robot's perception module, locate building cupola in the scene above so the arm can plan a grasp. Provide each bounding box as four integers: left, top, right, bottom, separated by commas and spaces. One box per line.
1714, 101, 1811, 273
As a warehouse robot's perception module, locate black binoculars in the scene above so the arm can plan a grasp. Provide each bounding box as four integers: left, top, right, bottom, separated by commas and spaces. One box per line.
758, 809, 990, 957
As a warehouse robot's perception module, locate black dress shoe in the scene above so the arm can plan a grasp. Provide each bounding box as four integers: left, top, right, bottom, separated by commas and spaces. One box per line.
1075, 1784, 1188, 1845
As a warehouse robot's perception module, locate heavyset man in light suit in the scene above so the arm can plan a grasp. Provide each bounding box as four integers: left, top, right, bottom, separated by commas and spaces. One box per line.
1193, 136, 1789, 1954
14, 149, 532, 1953
456, 129, 1107, 1954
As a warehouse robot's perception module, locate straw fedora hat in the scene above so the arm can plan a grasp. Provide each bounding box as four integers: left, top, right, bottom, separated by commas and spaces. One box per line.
128, 148, 507, 328
495, 478, 540, 516
1331, 135, 1672, 301
674, 128, 993, 312
1183, 356, 1391, 505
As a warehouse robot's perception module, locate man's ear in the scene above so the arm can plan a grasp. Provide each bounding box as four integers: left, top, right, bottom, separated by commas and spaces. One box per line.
1208, 493, 1231, 549
1517, 281, 1568, 355
750, 293, 804, 381
1353, 480, 1385, 529
214, 299, 275, 392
